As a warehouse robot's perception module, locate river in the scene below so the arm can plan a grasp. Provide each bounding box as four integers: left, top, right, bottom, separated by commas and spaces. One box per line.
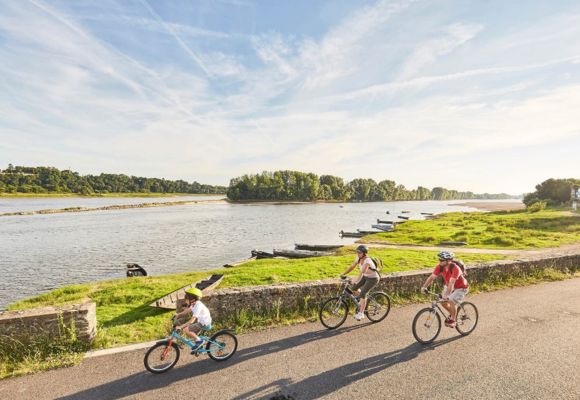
0, 197, 512, 310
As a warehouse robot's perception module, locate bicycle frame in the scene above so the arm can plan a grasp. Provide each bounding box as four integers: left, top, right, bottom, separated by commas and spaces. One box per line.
336, 280, 361, 308
425, 292, 457, 321
164, 329, 224, 355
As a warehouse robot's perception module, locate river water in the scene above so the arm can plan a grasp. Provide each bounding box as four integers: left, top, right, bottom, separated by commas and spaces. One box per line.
0, 197, 503, 310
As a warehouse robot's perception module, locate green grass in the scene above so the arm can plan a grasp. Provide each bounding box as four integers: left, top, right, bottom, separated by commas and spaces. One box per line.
0, 314, 89, 379
9, 247, 506, 348
365, 209, 580, 249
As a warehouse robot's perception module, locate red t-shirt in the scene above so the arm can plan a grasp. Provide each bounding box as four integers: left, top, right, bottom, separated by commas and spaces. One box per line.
433, 263, 468, 289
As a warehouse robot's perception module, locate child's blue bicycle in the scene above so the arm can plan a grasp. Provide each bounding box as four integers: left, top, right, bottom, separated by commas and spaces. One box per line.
144, 320, 238, 373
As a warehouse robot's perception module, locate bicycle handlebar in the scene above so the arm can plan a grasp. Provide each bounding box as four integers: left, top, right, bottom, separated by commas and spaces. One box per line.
422, 289, 443, 300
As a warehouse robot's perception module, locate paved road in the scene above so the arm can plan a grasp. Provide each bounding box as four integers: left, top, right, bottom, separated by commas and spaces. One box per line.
1, 279, 579, 400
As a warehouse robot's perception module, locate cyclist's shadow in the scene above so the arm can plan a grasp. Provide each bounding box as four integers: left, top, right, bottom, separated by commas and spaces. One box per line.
232, 336, 463, 400
56, 322, 375, 400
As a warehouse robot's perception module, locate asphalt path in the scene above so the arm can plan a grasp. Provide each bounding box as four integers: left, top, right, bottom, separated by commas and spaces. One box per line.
1, 279, 579, 400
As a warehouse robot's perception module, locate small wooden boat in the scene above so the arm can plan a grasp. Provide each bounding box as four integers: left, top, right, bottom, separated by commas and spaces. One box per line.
386, 211, 390, 214
377, 219, 396, 224
401, 210, 411, 213
339, 230, 365, 238
251, 249, 275, 259
420, 212, 434, 216
356, 229, 383, 234
372, 224, 394, 232
295, 243, 343, 251
150, 274, 224, 309
223, 257, 256, 268
273, 249, 332, 258
397, 215, 410, 220
126, 263, 147, 277
439, 241, 468, 246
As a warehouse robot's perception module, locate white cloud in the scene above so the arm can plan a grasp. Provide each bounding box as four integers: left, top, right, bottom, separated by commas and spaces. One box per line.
1, 1, 580, 193
396, 23, 484, 80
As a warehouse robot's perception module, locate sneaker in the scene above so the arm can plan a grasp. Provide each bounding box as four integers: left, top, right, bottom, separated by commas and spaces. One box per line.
353, 312, 365, 321
190, 340, 204, 354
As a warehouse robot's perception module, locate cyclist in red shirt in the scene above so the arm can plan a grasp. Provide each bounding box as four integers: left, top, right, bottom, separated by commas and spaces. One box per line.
420, 251, 469, 328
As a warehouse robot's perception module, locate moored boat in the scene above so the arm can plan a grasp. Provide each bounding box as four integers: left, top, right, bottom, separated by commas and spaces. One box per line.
273, 249, 332, 258
339, 230, 365, 238
150, 274, 224, 309
295, 243, 343, 251
371, 224, 394, 232
251, 249, 275, 259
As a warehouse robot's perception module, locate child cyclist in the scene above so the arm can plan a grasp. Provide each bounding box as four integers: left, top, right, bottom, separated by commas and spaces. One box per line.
175, 287, 212, 352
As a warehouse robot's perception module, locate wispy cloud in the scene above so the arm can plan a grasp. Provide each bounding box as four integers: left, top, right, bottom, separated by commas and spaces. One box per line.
1, 0, 580, 193
137, 0, 212, 77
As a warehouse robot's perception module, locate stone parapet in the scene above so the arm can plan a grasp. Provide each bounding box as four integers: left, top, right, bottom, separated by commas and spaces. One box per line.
203, 254, 580, 320
0, 302, 96, 344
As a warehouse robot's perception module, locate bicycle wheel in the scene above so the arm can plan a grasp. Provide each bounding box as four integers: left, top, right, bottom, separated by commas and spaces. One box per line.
319, 297, 349, 329
365, 292, 391, 323
207, 331, 238, 361
144, 341, 180, 373
412, 308, 441, 344
456, 302, 478, 336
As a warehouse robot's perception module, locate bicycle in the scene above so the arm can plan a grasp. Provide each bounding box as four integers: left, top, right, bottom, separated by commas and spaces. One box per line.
144, 319, 238, 373
319, 276, 391, 329
412, 289, 479, 344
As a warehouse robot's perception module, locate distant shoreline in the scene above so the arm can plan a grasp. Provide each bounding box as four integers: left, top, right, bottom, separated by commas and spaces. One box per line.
1, 197, 524, 217
450, 201, 525, 211
0, 192, 225, 198
0, 199, 228, 217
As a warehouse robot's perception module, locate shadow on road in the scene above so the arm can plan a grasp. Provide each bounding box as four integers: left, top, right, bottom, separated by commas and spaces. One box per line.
56, 322, 374, 400
232, 336, 463, 400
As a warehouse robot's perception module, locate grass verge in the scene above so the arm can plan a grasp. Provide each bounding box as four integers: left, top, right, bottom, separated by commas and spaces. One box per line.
0, 314, 90, 379
364, 209, 580, 249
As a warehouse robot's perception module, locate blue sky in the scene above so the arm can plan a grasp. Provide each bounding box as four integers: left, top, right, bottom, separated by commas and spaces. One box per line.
1, 0, 579, 194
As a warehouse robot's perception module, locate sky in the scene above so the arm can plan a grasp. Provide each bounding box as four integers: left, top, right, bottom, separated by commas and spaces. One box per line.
1, 0, 579, 194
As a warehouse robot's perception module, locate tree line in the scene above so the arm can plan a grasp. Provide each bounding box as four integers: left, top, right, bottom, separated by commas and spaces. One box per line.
227, 170, 515, 202
0, 165, 227, 195
523, 178, 580, 206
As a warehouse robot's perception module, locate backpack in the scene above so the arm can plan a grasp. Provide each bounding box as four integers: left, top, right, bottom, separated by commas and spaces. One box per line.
370, 257, 384, 273
440, 259, 467, 276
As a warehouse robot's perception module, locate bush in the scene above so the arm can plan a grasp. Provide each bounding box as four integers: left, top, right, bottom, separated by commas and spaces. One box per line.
527, 201, 547, 213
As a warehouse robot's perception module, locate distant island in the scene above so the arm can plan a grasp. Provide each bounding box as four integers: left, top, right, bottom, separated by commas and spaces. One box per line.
0, 165, 226, 196
227, 170, 518, 202
0, 165, 522, 202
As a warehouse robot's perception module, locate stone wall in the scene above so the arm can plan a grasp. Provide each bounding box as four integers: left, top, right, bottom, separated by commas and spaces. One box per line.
1, 254, 578, 342
203, 254, 580, 321
0, 302, 96, 344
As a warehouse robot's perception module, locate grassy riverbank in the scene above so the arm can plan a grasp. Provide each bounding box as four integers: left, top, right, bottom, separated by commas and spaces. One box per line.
3, 207, 580, 379
366, 209, 580, 248
9, 248, 506, 345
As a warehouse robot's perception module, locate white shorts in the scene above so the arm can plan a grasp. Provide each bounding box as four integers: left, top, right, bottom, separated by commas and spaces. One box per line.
443, 287, 468, 305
